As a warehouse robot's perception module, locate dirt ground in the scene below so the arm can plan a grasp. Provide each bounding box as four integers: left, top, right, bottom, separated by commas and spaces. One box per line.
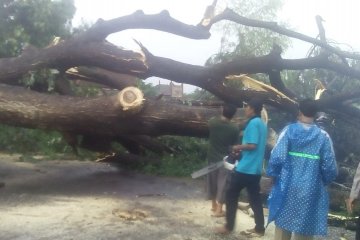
0, 154, 355, 240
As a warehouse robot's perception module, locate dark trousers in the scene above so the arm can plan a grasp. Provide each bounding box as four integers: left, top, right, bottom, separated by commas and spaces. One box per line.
225, 171, 265, 232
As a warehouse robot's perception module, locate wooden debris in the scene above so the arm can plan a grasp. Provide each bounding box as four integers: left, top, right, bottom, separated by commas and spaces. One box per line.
112, 208, 149, 221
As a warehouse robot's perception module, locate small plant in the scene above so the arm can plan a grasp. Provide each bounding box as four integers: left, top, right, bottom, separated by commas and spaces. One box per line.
138, 136, 208, 177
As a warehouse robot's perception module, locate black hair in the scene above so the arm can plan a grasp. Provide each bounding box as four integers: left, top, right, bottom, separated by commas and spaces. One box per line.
299, 99, 318, 118
247, 98, 263, 115
222, 103, 237, 119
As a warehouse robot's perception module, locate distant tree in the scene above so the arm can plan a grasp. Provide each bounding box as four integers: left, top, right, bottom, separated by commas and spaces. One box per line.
0, 0, 76, 154
202, 0, 289, 102
137, 80, 158, 97
212, 0, 289, 61
0, 0, 75, 57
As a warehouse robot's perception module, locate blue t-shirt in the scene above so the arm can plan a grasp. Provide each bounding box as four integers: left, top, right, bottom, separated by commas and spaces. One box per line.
235, 117, 267, 175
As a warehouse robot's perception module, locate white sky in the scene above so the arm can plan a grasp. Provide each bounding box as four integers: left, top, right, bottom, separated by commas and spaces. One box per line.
281, 0, 360, 57
73, 0, 360, 92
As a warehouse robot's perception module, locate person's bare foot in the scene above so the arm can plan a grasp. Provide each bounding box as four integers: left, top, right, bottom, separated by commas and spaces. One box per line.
240, 228, 265, 237
214, 226, 230, 235
212, 202, 224, 214
211, 211, 225, 217
211, 200, 217, 212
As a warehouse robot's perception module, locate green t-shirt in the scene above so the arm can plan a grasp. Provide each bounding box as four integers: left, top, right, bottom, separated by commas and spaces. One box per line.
207, 117, 240, 163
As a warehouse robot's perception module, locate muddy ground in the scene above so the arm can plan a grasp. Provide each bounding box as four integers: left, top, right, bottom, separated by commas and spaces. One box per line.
0, 154, 355, 240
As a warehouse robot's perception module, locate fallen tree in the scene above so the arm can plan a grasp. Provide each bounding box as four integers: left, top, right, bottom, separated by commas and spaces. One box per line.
0, 1, 359, 155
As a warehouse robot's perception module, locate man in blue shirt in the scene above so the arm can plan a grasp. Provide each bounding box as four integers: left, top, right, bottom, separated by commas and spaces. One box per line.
216, 98, 267, 237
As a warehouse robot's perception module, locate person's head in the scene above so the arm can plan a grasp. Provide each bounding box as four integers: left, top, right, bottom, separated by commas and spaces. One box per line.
298, 99, 318, 118
222, 103, 237, 119
244, 98, 263, 118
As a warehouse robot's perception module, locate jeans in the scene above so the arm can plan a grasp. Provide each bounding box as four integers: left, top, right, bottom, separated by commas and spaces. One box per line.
225, 171, 264, 232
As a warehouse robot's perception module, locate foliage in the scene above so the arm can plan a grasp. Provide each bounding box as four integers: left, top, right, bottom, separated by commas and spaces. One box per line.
71, 82, 103, 97
281, 56, 360, 163
119, 81, 210, 176
282, 47, 360, 99
0, 0, 79, 158
139, 136, 208, 177
0, 123, 96, 160
0, 124, 69, 154
136, 79, 158, 97
0, 0, 76, 91
282, 70, 318, 99
204, 0, 291, 102
208, 0, 289, 64
0, 0, 75, 57
184, 88, 217, 101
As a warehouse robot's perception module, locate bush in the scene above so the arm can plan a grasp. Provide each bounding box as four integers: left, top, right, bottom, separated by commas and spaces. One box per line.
0, 125, 71, 154
139, 136, 208, 177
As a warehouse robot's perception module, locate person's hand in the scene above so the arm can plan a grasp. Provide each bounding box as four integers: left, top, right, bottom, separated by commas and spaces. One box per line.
269, 177, 275, 185
345, 198, 355, 214
232, 145, 242, 152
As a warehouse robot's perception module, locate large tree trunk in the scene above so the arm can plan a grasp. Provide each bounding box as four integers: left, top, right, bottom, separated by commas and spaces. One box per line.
0, 84, 247, 137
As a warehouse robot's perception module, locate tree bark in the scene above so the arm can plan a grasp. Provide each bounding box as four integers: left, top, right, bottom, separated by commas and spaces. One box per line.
0, 84, 247, 137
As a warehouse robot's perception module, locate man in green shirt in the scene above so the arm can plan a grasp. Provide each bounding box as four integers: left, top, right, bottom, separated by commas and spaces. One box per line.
207, 103, 239, 217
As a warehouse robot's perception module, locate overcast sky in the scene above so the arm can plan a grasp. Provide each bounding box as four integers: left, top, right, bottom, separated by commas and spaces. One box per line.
73, 0, 360, 92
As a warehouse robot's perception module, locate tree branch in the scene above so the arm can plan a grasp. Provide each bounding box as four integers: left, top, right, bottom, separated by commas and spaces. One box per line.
210, 8, 360, 60
267, 45, 298, 99
82, 10, 211, 41
0, 11, 358, 116
66, 67, 137, 90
